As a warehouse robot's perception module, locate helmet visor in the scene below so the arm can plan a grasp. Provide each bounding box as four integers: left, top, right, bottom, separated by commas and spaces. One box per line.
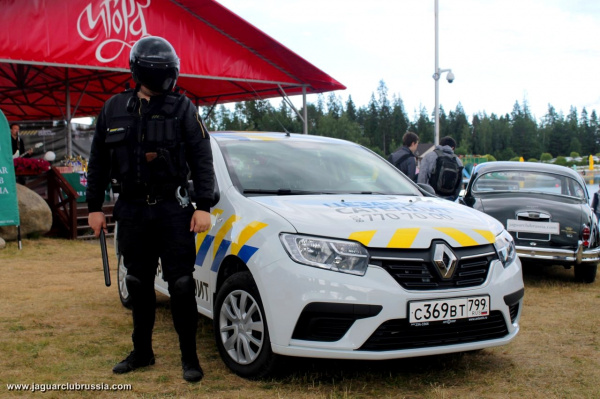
134, 65, 178, 93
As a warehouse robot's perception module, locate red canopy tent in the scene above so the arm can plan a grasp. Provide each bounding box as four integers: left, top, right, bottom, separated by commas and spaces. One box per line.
0, 0, 345, 144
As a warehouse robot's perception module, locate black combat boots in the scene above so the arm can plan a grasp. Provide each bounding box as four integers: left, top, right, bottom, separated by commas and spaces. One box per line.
169, 275, 203, 382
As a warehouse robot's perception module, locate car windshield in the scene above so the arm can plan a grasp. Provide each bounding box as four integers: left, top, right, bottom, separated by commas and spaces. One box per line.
472, 170, 586, 200
218, 138, 421, 196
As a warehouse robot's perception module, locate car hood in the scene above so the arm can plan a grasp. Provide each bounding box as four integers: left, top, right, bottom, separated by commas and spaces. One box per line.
251, 194, 503, 249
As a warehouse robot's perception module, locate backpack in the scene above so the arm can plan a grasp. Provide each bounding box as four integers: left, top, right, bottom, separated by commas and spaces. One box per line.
430, 149, 463, 195
388, 151, 414, 172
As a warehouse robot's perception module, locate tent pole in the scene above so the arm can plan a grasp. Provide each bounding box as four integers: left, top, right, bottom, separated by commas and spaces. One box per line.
302, 86, 308, 134
277, 85, 306, 133
66, 70, 72, 157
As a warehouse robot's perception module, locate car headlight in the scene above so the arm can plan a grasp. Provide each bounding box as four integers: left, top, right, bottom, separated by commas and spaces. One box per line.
280, 234, 369, 276
494, 230, 517, 268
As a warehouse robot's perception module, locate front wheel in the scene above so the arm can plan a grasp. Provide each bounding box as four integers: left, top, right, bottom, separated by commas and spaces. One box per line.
213, 271, 278, 379
117, 254, 132, 309
574, 264, 597, 283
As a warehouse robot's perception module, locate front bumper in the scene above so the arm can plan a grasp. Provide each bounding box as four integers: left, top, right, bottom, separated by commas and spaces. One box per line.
258, 256, 523, 360
516, 240, 600, 264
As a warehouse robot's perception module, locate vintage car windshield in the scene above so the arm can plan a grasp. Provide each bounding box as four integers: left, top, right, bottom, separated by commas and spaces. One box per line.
218, 139, 421, 196
472, 170, 586, 200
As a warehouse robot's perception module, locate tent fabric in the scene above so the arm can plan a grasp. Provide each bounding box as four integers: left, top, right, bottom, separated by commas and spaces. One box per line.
0, 0, 345, 121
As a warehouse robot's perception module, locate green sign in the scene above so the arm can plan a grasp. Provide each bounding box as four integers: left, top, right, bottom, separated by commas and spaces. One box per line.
0, 109, 20, 226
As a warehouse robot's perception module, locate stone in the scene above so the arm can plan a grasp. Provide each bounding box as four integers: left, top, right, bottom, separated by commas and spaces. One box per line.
0, 237, 5, 249
0, 184, 52, 241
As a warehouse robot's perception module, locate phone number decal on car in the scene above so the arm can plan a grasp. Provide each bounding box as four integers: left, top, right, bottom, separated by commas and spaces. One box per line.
408, 296, 490, 324
349, 212, 454, 222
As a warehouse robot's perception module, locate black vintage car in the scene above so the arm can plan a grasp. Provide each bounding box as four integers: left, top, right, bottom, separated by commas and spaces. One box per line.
461, 161, 598, 283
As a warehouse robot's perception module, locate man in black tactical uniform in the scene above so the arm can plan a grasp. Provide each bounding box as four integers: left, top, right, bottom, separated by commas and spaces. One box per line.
86, 36, 214, 383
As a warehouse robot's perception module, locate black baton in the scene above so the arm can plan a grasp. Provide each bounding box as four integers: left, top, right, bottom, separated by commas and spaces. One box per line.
100, 229, 111, 287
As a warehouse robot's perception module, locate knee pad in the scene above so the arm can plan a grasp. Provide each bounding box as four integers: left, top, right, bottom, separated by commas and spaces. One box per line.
168, 275, 195, 298
126, 274, 153, 297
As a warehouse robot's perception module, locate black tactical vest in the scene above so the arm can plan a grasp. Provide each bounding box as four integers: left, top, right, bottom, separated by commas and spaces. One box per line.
103, 90, 188, 194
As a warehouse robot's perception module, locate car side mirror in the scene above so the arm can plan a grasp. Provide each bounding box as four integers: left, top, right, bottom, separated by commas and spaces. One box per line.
418, 183, 436, 196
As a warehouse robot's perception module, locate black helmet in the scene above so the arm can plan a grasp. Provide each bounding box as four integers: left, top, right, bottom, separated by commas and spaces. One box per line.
129, 36, 180, 93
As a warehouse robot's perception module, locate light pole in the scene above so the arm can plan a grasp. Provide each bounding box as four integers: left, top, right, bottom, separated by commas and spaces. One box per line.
433, 0, 454, 146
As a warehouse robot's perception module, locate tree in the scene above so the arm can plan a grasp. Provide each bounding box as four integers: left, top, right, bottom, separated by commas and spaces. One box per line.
326, 93, 342, 119
489, 114, 511, 156
362, 93, 379, 150
411, 106, 433, 144
345, 96, 357, 122
540, 153, 553, 162
555, 156, 567, 166
201, 80, 600, 161
510, 100, 539, 160
390, 94, 409, 150
376, 80, 393, 154
472, 113, 493, 155
447, 103, 471, 152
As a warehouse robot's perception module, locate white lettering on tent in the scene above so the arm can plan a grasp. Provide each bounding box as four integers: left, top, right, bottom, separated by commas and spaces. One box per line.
0, 166, 8, 174
0, 187, 7, 194
77, 0, 151, 63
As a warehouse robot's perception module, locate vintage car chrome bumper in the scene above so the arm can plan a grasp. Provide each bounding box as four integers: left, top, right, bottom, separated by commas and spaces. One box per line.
516, 241, 600, 264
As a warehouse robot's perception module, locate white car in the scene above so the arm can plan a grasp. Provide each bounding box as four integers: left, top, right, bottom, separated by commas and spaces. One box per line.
117, 132, 524, 378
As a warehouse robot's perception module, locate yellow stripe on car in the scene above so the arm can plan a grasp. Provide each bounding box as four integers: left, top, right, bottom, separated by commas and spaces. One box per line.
231, 221, 268, 256
349, 230, 377, 246
387, 228, 420, 248
214, 215, 241, 257
435, 227, 479, 247
473, 229, 495, 244
196, 209, 224, 252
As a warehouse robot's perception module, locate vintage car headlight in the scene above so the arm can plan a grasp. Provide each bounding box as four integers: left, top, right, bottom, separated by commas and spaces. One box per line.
494, 230, 517, 268
280, 234, 369, 276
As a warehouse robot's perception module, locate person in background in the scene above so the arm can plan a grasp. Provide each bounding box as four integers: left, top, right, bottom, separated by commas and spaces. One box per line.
11, 123, 32, 158
417, 136, 463, 201
86, 36, 214, 383
388, 132, 419, 182
591, 182, 600, 221
11, 123, 33, 185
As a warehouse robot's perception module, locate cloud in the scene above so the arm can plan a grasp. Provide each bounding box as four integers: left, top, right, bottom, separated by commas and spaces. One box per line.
219, 0, 600, 120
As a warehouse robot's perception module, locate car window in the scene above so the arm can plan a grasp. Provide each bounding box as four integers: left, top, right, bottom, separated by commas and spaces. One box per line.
218, 139, 421, 196
472, 170, 586, 200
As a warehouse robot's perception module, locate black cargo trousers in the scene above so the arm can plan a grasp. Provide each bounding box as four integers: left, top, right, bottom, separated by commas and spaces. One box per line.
115, 196, 198, 364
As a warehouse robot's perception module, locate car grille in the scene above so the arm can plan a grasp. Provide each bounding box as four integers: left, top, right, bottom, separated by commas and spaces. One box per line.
369, 242, 497, 290
358, 311, 509, 351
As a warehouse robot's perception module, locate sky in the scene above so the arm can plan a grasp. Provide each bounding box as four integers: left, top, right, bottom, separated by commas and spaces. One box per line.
218, 0, 600, 122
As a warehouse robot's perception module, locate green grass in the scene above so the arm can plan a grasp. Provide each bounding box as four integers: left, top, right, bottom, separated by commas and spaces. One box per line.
0, 238, 599, 398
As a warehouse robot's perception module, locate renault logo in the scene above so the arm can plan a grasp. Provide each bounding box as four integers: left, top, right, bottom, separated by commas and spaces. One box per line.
433, 244, 458, 279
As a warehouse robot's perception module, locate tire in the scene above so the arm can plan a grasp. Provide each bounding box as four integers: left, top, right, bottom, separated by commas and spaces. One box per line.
213, 271, 278, 379
574, 264, 597, 283
117, 254, 132, 309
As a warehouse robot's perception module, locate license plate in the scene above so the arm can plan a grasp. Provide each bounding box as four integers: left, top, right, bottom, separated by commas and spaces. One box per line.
408, 296, 490, 324
507, 219, 559, 235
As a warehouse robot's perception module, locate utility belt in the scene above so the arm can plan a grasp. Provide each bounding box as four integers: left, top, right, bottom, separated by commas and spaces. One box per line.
119, 183, 190, 207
